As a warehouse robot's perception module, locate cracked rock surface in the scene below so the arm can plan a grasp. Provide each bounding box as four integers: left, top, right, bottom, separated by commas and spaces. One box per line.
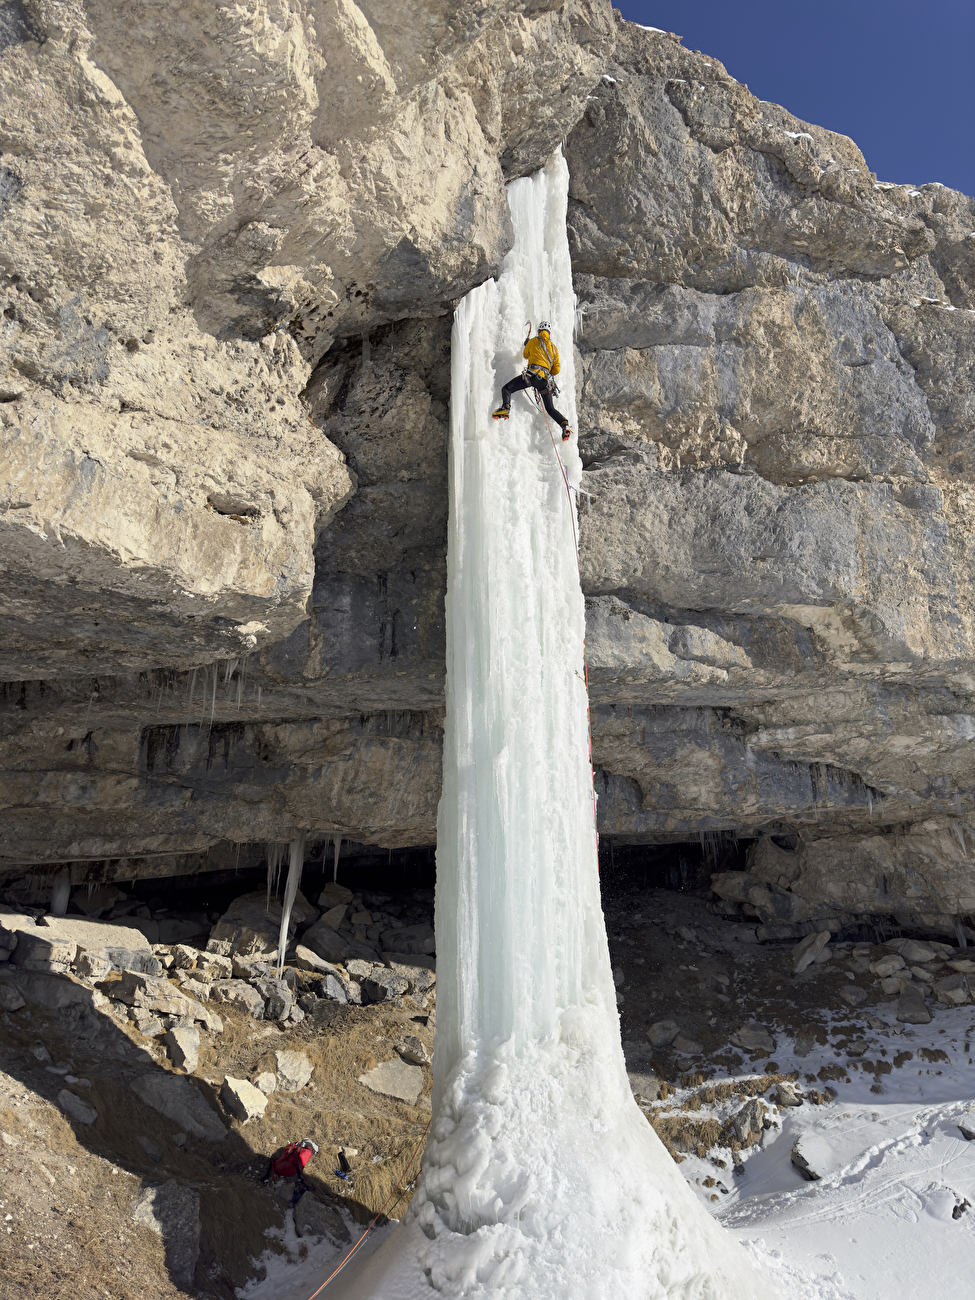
1, 8, 975, 942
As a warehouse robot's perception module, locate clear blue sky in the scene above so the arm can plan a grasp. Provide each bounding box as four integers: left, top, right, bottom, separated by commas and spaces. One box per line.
615, 1, 975, 197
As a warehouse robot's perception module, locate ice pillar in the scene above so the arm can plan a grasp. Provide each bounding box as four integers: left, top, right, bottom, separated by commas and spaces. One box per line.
333, 151, 779, 1300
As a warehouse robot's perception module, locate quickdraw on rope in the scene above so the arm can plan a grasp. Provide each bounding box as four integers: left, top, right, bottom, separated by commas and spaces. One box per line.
302, 1119, 432, 1298
530, 386, 601, 871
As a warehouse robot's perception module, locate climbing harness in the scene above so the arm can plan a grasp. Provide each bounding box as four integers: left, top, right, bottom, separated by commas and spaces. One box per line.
302, 1119, 432, 1296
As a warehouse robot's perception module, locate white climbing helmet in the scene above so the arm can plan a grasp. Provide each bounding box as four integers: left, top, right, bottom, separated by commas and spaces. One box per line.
538, 320, 551, 334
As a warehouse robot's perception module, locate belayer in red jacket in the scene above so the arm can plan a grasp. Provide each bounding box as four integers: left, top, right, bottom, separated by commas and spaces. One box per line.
261, 1138, 318, 1205
492, 322, 572, 441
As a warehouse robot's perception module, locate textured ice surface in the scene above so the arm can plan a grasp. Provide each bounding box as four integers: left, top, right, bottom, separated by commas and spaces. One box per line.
326, 152, 780, 1298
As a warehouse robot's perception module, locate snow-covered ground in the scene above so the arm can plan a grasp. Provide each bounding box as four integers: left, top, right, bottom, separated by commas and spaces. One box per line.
238, 1004, 975, 1299
657, 1003, 975, 1299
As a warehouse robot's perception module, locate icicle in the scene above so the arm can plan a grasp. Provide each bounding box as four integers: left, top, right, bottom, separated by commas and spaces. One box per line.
223, 657, 239, 684
49, 867, 71, 917
332, 834, 342, 882
953, 820, 968, 857
265, 843, 285, 910
954, 916, 968, 949
276, 832, 307, 976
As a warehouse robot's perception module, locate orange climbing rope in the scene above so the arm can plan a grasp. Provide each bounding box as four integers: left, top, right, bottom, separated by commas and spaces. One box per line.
303, 1119, 432, 1298
532, 387, 601, 870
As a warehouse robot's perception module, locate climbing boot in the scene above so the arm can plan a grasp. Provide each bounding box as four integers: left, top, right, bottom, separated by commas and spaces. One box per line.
492, 406, 510, 420
561, 426, 572, 442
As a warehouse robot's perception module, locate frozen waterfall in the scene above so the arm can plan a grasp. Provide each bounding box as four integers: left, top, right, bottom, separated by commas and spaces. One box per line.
329, 152, 779, 1299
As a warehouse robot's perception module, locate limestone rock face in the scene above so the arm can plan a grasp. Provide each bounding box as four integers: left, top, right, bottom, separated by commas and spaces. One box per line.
0, 0, 611, 681
562, 18, 975, 930
2, 9, 975, 941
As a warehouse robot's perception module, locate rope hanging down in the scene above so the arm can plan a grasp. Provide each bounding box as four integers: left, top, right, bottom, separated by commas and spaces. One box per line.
531, 388, 601, 869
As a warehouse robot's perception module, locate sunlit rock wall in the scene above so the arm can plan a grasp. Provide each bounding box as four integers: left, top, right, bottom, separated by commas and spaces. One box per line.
4, 7, 975, 939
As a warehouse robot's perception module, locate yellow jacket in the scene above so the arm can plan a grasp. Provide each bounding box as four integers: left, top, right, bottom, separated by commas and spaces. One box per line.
523, 333, 560, 375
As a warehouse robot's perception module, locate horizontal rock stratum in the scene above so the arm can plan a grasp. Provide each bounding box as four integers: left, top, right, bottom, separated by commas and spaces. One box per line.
2, 4, 975, 939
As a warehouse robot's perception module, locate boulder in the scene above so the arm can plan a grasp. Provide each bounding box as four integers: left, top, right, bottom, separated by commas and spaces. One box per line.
382, 957, 436, 992
231, 956, 272, 980
317, 883, 354, 909
646, 1020, 680, 1048
730, 1022, 775, 1054
274, 1050, 312, 1093
221, 1076, 268, 1122
792, 930, 831, 974
791, 1132, 834, 1181
672, 1033, 704, 1055
395, 1035, 430, 1066
324, 974, 349, 1003
385, 923, 435, 956
793, 1023, 824, 1058
57, 1089, 98, 1125
346, 959, 379, 980
189, 953, 232, 981
358, 1059, 424, 1106
381, 952, 436, 974
253, 1071, 277, 1095
206, 890, 318, 958
58, 917, 159, 977
8, 970, 108, 1012
319, 904, 348, 930
7, 917, 76, 973
958, 1108, 975, 1141
132, 1181, 201, 1290
209, 979, 265, 1019
900, 940, 939, 964
130, 1010, 167, 1037
110, 972, 216, 1028
130, 1074, 227, 1141
838, 985, 868, 1008
361, 971, 409, 1004
896, 985, 933, 1024
0, 983, 26, 1012
935, 973, 970, 1006
730, 1098, 767, 1147
774, 1083, 803, 1107
292, 945, 343, 976
252, 977, 294, 1021
171, 945, 201, 971
627, 1071, 662, 1103
165, 1027, 201, 1074
869, 954, 906, 978
294, 1194, 351, 1244
300, 923, 350, 964
0, 912, 41, 962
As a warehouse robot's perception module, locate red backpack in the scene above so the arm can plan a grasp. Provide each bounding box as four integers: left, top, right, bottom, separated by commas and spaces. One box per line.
270, 1142, 309, 1180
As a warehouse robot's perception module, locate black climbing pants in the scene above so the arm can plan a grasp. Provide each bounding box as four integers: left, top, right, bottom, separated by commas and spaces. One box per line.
500, 372, 567, 429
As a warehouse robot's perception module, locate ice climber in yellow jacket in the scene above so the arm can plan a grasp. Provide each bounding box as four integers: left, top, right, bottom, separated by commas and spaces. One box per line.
492, 322, 572, 441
